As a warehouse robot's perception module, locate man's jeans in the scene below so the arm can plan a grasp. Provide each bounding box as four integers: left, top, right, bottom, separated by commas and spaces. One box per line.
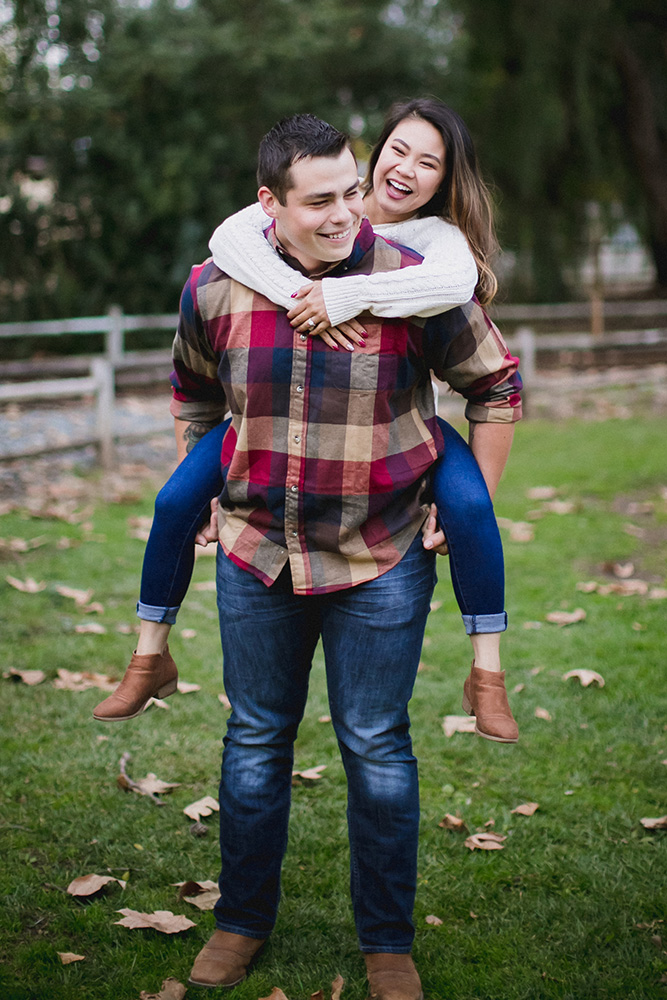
213, 533, 437, 953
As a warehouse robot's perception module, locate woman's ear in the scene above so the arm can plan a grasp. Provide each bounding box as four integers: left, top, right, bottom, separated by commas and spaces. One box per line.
257, 186, 280, 219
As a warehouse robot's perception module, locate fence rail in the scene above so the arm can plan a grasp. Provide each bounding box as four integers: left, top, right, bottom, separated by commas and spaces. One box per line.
1, 301, 666, 464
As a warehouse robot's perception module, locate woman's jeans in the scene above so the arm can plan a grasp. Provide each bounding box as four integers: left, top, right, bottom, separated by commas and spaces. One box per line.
213, 534, 437, 951
137, 417, 506, 634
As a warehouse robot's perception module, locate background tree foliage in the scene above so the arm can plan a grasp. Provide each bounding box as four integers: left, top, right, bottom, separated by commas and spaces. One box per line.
0, 0, 664, 322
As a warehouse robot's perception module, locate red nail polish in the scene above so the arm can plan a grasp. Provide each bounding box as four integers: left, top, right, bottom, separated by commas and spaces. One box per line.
290, 292, 298, 298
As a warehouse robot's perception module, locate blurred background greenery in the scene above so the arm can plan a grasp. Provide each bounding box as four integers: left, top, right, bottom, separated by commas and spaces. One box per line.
1, 0, 666, 322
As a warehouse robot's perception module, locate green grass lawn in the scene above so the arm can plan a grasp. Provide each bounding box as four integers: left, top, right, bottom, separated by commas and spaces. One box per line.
0, 416, 666, 1000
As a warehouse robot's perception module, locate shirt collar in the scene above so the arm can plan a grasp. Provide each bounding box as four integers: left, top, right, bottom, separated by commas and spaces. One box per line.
265, 217, 376, 278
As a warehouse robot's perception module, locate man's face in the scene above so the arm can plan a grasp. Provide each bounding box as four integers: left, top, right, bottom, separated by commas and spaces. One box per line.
259, 147, 363, 273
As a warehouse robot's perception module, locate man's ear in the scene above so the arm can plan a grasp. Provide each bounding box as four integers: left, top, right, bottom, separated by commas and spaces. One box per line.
258, 186, 280, 219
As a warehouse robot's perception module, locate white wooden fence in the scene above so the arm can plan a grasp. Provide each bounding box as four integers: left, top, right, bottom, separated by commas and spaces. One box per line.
1, 300, 666, 465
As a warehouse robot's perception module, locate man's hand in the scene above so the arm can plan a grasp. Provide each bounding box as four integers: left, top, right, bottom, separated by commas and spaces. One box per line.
422, 503, 448, 555
194, 497, 219, 547
287, 281, 367, 351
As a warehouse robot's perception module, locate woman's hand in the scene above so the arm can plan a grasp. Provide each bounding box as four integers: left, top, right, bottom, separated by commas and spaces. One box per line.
422, 503, 449, 555
287, 281, 367, 351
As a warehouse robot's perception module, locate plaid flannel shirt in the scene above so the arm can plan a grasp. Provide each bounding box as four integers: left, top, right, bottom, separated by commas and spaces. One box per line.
171, 219, 521, 595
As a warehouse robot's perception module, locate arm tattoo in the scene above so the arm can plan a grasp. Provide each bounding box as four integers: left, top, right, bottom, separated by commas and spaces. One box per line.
184, 421, 214, 453
468, 422, 477, 448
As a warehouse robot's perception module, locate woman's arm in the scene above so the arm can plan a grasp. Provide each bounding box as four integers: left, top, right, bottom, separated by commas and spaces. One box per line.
209, 203, 305, 310
210, 207, 478, 328
321, 216, 478, 326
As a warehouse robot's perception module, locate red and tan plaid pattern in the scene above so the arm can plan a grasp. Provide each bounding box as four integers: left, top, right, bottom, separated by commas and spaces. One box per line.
171, 220, 521, 595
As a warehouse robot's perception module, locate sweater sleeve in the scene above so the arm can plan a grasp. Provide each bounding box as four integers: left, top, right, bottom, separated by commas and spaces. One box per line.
320, 216, 478, 326
208, 203, 305, 310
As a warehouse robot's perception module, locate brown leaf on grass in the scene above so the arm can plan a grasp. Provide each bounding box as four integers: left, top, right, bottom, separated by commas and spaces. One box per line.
576, 581, 599, 593
57, 952, 85, 964
5, 575, 47, 593
534, 707, 552, 721
176, 680, 200, 694
258, 990, 290, 1000
318, 714, 332, 724
438, 813, 468, 832
74, 622, 107, 635
425, 914, 443, 925
464, 832, 507, 851
218, 693, 232, 710
67, 873, 126, 897
511, 803, 539, 817
649, 587, 667, 600
541, 500, 576, 514
526, 486, 557, 500
138, 978, 187, 1000
127, 516, 153, 542
429, 600, 443, 612
53, 669, 116, 692
193, 580, 217, 591
0, 535, 47, 552
609, 561, 635, 579
117, 752, 179, 804
442, 715, 476, 738
4, 667, 46, 685
522, 621, 542, 630
597, 579, 648, 596
497, 518, 534, 542
562, 669, 605, 688
640, 816, 667, 830
180, 629, 197, 639
512, 683, 525, 694
115, 909, 195, 933
292, 764, 327, 782
623, 523, 645, 539
56, 584, 94, 606
183, 795, 219, 821
175, 880, 219, 911
331, 974, 344, 1000
545, 608, 586, 626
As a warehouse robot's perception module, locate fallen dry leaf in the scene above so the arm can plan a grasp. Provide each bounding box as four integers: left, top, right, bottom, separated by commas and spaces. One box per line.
511, 802, 539, 817
464, 832, 507, 851
534, 707, 552, 721
597, 579, 648, 596
193, 580, 217, 591
611, 562, 635, 578
545, 608, 586, 626
512, 683, 525, 694
115, 909, 195, 933
443, 715, 476, 737
522, 621, 542, 630
74, 621, 107, 634
438, 814, 468, 832
4, 667, 46, 685
331, 974, 344, 1000
541, 500, 576, 514
176, 880, 219, 911
139, 978, 187, 1000
180, 629, 197, 639
257, 990, 290, 1000
526, 486, 557, 500
58, 952, 85, 965
128, 515, 153, 541
623, 523, 645, 538
318, 714, 332, 724
497, 517, 534, 542
425, 914, 443, 925
5, 574, 47, 593
55, 584, 94, 606
67, 873, 126, 896
562, 669, 605, 688
640, 816, 667, 830
218, 693, 232, 710
176, 680, 200, 694
133, 773, 180, 797
0, 535, 47, 552
649, 587, 667, 600
53, 669, 116, 692
183, 795, 219, 821
576, 581, 599, 593
429, 600, 443, 612
292, 764, 327, 782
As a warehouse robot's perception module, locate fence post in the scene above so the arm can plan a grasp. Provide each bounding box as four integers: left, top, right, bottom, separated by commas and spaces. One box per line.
91, 357, 115, 468
106, 305, 125, 367
516, 326, 536, 417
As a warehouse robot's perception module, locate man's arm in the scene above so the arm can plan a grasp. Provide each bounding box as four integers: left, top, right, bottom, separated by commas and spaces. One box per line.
174, 417, 218, 464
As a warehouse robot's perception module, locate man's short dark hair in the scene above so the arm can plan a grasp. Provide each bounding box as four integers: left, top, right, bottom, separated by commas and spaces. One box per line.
257, 114, 352, 205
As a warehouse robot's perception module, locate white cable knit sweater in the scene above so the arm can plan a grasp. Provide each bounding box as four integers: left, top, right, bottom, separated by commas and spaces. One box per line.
208, 202, 478, 327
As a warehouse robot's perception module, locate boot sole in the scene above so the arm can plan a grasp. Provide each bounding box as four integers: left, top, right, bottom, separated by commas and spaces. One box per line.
92, 678, 178, 722
187, 973, 245, 989
462, 694, 519, 743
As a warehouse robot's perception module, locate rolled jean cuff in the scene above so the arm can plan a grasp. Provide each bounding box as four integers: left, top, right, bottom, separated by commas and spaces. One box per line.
461, 611, 508, 635
136, 601, 180, 626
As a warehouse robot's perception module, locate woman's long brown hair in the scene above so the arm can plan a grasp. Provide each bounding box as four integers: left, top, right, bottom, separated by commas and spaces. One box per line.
364, 98, 499, 305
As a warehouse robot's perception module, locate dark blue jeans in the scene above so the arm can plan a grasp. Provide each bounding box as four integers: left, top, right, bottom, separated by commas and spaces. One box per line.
137, 417, 506, 633
213, 533, 436, 950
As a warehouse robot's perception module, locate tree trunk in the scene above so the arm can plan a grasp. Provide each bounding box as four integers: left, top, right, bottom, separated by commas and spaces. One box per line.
614, 36, 667, 290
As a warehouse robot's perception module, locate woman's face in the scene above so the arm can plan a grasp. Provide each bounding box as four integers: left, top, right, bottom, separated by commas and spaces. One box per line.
367, 116, 446, 225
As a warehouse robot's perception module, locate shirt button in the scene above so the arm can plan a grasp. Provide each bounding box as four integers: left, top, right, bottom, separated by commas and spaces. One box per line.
291, 485, 298, 493
300, 333, 307, 342
292, 530, 298, 537
296, 385, 303, 393
294, 435, 301, 443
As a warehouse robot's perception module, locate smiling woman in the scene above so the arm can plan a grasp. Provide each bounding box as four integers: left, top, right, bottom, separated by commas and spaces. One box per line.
363, 117, 446, 225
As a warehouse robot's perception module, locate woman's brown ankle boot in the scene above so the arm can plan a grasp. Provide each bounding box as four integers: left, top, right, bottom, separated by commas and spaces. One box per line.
462, 661, 518, 743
